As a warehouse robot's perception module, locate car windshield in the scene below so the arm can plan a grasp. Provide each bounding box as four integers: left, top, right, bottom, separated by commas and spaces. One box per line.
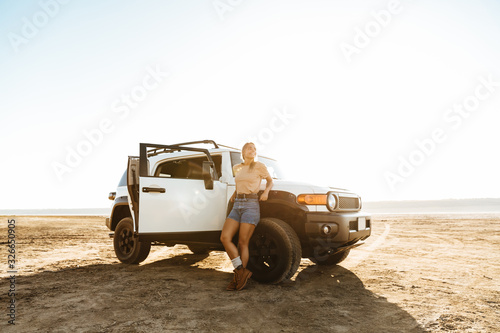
230, 152, 284, 179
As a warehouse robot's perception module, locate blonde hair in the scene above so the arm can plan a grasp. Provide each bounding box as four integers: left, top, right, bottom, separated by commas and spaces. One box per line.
242, 142, 256, 170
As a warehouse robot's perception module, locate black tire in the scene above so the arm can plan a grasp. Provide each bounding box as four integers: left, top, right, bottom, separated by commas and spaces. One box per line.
247, 218, 301, 284
310, 249, 350, 266
188, 245, 212, 254
113, 217, 151, 264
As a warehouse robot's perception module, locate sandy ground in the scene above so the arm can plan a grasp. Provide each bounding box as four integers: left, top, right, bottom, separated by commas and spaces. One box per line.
1, 214, 499, 332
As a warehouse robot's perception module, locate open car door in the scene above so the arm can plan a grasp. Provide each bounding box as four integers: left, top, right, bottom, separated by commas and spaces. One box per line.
136, 143, 227, 235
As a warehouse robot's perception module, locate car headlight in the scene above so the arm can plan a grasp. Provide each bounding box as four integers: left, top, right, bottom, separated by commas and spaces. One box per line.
327, 193, 337, 211
297, 194, 326, 205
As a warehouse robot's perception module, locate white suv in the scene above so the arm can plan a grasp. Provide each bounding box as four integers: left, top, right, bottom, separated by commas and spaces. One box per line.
106, 140, 371, 283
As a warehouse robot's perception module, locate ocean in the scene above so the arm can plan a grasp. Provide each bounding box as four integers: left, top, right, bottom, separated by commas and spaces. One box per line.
1, 198, 499, 216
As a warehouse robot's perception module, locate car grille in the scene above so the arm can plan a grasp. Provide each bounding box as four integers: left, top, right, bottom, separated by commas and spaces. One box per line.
338, 195, 361, 210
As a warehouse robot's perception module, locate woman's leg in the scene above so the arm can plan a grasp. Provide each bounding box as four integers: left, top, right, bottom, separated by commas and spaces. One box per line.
238, 223, 256, 268
220, 218, 240, 259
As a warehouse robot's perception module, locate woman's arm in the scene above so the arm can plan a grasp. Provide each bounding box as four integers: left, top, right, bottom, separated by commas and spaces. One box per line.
259, 176, 273, 201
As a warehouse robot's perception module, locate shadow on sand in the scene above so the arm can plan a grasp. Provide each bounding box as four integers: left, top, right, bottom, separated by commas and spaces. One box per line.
2, 252, 426, 332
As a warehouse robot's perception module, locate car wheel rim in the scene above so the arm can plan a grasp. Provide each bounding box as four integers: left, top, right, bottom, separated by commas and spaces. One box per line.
119, 228, 135, 255
249, 232, 279, 272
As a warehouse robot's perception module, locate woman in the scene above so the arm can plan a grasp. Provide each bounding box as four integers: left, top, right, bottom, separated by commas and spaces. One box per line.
220, 142, 273, 291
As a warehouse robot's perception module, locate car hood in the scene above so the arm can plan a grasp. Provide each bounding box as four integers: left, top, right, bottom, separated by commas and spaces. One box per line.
268, 179, 355, 196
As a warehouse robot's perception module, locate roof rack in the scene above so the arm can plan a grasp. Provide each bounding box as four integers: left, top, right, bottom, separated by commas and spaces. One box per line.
146, 140, 220, 157
170, 140, 219, 149
140, 143, 218, 178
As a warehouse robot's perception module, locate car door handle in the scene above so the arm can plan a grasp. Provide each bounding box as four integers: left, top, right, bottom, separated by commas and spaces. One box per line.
142, 187, 166, 193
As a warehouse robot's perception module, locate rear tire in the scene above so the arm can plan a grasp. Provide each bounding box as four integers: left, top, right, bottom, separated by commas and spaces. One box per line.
247, 218, 301, 284
113, 217, 151, 264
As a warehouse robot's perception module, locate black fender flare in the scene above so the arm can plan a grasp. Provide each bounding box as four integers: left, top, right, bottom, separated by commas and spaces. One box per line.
226, 190, 309, 217
110, 196, 132, 230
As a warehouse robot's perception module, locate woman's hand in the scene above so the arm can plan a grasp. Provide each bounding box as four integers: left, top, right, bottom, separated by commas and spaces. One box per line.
260, 176, 273, 201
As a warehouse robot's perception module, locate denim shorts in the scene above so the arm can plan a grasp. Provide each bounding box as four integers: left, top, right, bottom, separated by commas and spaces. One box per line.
227, 198, 260, 225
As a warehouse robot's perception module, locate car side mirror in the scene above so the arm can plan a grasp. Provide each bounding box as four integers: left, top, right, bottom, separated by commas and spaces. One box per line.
202, 161, 215, 190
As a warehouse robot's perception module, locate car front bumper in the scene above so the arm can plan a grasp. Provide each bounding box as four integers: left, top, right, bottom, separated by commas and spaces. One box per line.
304, 211, 371, 247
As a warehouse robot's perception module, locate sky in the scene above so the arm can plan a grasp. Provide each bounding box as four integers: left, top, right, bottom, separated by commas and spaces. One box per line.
1, 0, 499, 210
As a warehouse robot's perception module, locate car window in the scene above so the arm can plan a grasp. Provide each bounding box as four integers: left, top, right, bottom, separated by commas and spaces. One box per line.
230, 151, 244, 169
155, 155, 222, 180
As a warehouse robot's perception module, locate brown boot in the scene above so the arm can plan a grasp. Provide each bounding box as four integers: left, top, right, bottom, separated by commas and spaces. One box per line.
235, 267, 252, 291
226, 272, 237, 291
